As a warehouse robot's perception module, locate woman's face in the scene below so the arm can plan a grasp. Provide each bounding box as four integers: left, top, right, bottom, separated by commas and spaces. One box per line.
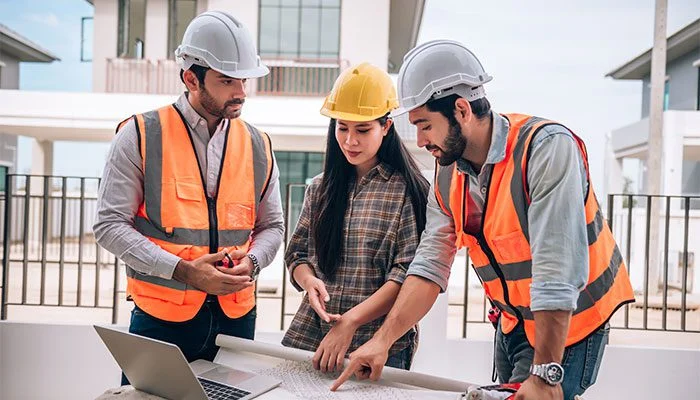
335, 119, 390, 172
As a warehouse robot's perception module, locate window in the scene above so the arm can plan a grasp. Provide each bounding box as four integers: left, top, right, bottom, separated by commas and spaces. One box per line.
259, 0, 341, 60
80, 17, 93, 62
274, 151, 324, 233
117, 0, 147, 59
168, 0, 198, 59
663, 80, 670, 111
0, 165, 7, 193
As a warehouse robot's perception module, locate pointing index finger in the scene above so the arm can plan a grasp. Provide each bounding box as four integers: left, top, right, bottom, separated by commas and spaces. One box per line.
330, 360, 358, 392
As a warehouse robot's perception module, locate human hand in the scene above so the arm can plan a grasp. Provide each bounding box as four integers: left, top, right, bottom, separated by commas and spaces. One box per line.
313, 316, 357, 373
330, 337, 390, 391
174, 251, 253, 295
513, 376, 563, 400
303, 276, 341, 323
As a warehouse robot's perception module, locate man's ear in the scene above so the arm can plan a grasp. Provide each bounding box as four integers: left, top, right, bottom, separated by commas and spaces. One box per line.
182, 69, 201, 92
453, 97, 473, 125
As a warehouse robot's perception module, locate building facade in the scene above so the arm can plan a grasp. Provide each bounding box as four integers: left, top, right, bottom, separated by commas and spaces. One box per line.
605, 18, 700, 197
0, 23, 59, 190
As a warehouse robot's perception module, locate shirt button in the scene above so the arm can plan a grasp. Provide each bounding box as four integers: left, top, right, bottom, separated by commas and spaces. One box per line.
199, 120, 205, 126
481, 187, 487, 195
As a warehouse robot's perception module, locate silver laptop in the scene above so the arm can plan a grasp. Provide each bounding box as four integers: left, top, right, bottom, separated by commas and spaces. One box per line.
94, 325, 281, 400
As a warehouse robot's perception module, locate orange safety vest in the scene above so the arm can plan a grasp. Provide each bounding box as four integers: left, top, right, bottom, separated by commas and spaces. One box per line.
434, 114, 634, 347
116, 104, 273, 322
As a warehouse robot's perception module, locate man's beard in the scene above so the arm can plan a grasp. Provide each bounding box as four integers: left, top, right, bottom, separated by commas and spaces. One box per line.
200, 86, 245, 119
428, 120, 467, 166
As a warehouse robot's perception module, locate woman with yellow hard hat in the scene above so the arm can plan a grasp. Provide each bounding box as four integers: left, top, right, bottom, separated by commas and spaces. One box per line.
282, 63, 429, 372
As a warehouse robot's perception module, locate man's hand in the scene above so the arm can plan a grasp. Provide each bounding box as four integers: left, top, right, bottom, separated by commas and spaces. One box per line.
173, 251, 253, 295
313, 316, 357, 373
217, 249, 253, 278
514, 376, 563, 400
330, 337, 390, 391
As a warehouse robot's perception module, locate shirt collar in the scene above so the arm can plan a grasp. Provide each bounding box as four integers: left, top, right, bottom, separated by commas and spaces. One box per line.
456, 112, 509, 173
361, 162, 394, 182
376, 162, 394, 181
175, 93, 208, 131
175, 93, 229, 135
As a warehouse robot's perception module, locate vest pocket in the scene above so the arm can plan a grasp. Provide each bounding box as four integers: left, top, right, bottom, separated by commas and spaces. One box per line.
490, 231, 531, 263
225, 202, 255, 229
175, 180, 203, 201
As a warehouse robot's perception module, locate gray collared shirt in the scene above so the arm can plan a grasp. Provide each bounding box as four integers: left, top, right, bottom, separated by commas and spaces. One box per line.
407, 112, 589, 312
94, 94, 284, 279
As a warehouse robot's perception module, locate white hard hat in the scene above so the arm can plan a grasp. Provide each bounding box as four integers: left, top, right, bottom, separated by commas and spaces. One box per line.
392, 40, 493, 116
175, 11, 269, 79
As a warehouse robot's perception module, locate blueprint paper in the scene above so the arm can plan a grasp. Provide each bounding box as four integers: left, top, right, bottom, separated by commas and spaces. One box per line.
254, 359, 462, 400
215, 334, 472, 393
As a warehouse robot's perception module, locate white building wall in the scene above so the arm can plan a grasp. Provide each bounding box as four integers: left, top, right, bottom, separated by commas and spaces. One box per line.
92, 0, 119, 93
144, 0, 169, 60
340, 0, 390, 70
2, 321, 699, 400
0, 54, 20, 90
206, 0, 259, 41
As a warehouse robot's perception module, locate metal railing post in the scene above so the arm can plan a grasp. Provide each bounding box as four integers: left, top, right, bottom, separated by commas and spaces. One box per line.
1, 173, 13, 320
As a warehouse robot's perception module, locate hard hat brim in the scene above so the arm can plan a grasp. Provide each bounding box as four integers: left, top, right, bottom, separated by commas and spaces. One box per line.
320, 108, 390, 122
209, 64, 270, 80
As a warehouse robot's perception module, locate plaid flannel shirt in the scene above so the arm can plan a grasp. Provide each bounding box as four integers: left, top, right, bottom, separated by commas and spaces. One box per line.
282, 162, 423, 358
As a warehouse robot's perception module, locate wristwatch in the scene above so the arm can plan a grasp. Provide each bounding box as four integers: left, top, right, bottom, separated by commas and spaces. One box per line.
529, 362, 564, 386
246, 253, 261, 281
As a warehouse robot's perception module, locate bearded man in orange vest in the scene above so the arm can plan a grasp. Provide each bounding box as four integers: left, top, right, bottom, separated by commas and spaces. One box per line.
94, 11, 283, 384
332, 40, 634, 400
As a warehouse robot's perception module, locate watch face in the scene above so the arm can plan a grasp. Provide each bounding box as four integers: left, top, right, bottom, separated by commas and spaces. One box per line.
545, 364, 564, 384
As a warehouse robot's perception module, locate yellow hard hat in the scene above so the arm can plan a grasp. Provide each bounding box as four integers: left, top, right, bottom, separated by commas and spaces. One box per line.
320, 62, 399, 122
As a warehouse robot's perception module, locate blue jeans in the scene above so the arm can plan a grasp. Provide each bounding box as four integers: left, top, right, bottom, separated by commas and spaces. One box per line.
495, 321, 609, 400
385, 344, 414, 370
121, 299, 256, 385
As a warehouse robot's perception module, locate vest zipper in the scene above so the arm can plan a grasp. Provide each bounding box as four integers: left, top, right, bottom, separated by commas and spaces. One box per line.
172, 104, 223, 255
207, 196, 219, 253
472, 170, 525, 324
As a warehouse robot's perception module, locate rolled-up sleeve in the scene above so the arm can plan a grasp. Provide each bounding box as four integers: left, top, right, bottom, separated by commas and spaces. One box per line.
406, 184, 457, 292
528, 127, 589, 312
93, 118, 181, 279
248, 155, 285, 270
386, 195, 421, 284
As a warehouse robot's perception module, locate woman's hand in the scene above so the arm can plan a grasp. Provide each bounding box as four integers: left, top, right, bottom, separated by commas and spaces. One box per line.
313, 316, 358, 373
303, 276, 341, 323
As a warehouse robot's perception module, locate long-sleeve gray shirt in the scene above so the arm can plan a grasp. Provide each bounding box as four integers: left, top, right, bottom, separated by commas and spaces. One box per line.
94, 94, 284, 279
407, 112, 589, 312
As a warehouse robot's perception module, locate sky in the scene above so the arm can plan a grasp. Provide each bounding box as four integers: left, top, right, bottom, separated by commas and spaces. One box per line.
1, 0, 699, 189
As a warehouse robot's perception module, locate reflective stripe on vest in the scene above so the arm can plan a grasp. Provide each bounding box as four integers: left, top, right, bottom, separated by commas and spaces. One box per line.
118, 105, 273, 322
434, 113, 634, 347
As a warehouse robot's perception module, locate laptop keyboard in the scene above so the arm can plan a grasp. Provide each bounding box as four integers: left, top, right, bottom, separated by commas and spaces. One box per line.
198, 377, 251, 400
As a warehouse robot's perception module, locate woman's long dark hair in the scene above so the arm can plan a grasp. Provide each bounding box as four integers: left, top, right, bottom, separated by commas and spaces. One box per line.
311, 116, 429, 280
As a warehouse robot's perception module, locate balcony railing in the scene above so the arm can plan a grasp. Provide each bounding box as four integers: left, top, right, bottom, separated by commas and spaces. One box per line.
105, 57, 348, 96
106, 58, 184, 95
2, 175, 699, 337
257, 58, 348, 97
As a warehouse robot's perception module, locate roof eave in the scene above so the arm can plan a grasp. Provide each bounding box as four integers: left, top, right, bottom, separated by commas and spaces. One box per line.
388, 0, 425, 73
0, 26, 60, 63
605, 18, 700, 80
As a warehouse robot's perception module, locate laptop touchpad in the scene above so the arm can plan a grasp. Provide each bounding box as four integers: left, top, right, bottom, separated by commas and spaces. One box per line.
199, 366, 256, 385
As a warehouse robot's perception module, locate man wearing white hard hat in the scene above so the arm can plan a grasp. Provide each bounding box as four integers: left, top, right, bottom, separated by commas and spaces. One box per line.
332, 40, 634, 400
94, 11, 283, 381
